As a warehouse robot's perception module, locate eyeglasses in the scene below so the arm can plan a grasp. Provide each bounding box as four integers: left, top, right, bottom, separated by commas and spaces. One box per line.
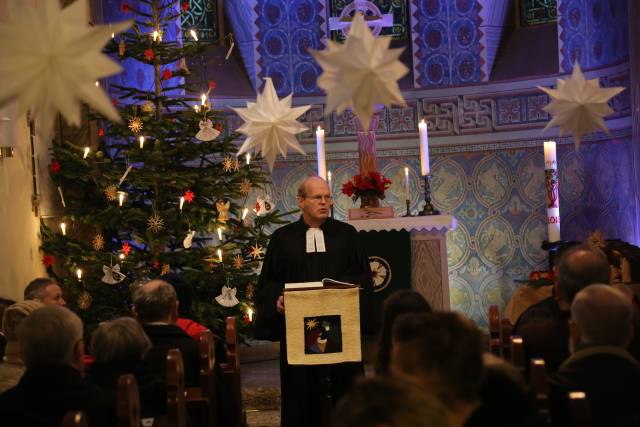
305, 195, 333, 202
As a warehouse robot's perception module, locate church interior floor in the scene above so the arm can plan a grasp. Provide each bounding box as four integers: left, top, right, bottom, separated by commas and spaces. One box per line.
240, 336, 378, 427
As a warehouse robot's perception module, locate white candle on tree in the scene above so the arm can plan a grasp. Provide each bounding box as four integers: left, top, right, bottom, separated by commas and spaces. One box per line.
543, 140, 560, 242
316, 126, 327, 180
404, 167, 410, 200
418, 120, 430, 176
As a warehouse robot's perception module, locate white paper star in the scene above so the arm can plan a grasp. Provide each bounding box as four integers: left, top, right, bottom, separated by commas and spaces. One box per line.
232, 78, 310, 170
0, 0, 130, 141
311, 13, 408, 131
537, 62, 624, 147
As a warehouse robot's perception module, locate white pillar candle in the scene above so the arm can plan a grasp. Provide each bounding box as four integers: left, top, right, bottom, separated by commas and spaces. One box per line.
543, 140, 560, 242
418, 120, 430, 176
404, 167, 410, 200
246, 153, 251, 165
76, 269, 83, 280
60, 222, 67, 236
316, 126, 327, 180
118, 191, 126, 207
139, 136, 145, 148
217, 249, 223, 263
83, 147, 90, 158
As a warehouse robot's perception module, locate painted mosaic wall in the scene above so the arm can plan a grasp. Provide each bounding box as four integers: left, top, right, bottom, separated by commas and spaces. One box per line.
259, 134, 635, 328
558, 0, 629, 72
409, 0, 486, 87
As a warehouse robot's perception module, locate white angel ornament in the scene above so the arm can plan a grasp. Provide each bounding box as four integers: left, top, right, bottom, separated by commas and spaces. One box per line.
195, 119, 220, 141
101, 264, 126, 284
215, 285, 239, 307
255, 194, 275, 217
183, 230, 196, 249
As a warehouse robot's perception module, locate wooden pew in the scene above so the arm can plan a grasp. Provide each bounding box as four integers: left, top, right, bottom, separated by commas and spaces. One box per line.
529, 358, 550, 427
489, 305, 502, 356
568, 391, 592, 427
62, 411, 88, 427
116, 374, 141, 427
500, 317, 513, 360
166, 348, 188, 427
186, 330, 218, 427
220, 316, 246, 427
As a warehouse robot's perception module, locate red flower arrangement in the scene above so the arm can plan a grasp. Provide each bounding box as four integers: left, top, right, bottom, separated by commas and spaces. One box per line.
341, 171, 392, 202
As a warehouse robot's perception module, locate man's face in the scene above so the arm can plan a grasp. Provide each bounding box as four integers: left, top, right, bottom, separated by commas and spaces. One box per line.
297, 179, 332, 224
42, 284, 65, 306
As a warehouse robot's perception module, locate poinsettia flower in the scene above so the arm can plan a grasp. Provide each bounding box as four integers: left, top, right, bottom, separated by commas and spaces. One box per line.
162, 69, 172, 80
144, 48, 154, 61
341, 181, 355, 197
42, 255, 55, 267
50, 160, 61, 173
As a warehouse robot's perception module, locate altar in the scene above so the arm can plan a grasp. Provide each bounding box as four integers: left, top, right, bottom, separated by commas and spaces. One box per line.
348, 215, 457, 329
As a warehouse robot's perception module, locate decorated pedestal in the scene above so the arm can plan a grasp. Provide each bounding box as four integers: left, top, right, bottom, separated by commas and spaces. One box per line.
349, 215, 457, 327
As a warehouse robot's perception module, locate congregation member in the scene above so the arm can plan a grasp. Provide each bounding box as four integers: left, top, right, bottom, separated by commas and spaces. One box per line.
0, 297, 16, 360
0, 300, 43, 393
0, 306, 108, 426
374, 289, 431, 375
254, 176, 374, 427
513, 244, 610, 372
132, 279, 200, 387
23, 277, 66, 306
332, 376, 450, 427
550, 284, 640, 427
86, 317, 166, 421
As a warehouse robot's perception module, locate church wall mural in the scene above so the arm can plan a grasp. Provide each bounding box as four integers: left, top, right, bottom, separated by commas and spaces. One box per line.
262, 133, 636, 328
558, 0, 629, 72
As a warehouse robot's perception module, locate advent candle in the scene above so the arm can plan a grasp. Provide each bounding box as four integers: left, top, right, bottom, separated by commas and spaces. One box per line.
316, 126, 327, 180
418, 120, 430, 176
543, 141, 560, 242
404, 167, 410, 200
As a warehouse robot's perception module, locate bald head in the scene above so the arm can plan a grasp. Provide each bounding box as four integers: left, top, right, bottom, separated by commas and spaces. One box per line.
297, 176, 329, 198
571, 284, 633, 347
132, 279, 178, 323
297, 176, 332, 227
557, 244, 610, 304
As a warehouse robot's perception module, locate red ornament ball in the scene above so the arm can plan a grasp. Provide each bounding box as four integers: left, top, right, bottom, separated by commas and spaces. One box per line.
42, 255, 55, 267
162, 69, 172, 80
183, 190, 195, 203
98, 128, 105, 137
144, 48, 154, 61
50, 160, 61, 173
181, 1, 190, 12
208, 80, 217, 90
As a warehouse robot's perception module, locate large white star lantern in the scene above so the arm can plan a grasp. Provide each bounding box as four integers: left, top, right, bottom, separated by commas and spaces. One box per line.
311, 12, 408, 131
232, 78, 310, 170
537, 63, 624, 147
0, 0, 130, 141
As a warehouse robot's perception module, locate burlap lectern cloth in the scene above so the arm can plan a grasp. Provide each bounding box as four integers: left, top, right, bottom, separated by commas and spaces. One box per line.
284, 287, 361, 365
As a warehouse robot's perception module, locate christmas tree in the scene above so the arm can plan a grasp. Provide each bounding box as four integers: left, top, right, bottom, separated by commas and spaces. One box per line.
40, 0, 287, 335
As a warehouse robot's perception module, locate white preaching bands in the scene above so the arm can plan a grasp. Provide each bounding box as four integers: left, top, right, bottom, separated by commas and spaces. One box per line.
305, 228, 326, 253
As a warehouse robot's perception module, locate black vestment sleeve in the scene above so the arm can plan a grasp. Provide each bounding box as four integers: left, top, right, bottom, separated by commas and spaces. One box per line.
254, 229, 285, 341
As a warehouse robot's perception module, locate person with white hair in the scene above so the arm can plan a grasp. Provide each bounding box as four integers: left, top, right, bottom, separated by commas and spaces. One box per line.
550, 284, 640, 427
0, 306, 109, 426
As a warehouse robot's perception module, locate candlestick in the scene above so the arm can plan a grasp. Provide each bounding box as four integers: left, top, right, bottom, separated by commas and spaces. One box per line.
60, 222, 67, 236
418, 120, 431, 176
179, 196, 185, 212
316, 126, 327, 180
76, 269, 83, 281
217, 227, 223, 242
418, 174, 439, 216
246, 153, 251, 165
543, 140, 560, 242
217, 249, 223, 263
139, 136, 145, 149
83, 147, 90, 158
327, 170, 334, 218
242, 208, 249, 220
118, 191, 126, 207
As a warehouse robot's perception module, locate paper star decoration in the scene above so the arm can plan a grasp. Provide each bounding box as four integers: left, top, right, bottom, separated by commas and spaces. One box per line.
128, 117, 143, 133
537, 62, 624, 147
222, 156, 237, 173
310, 13, 408, 132
104, 185, 118, 201
249, 244, 264, 260
92, 234, 105, 251
121, 242, 132, 256
0, 0, 131, 141
240, 179, 251, 196
232, 78, 310, 170
233, 254, 244, 269
147, 214, 164, 233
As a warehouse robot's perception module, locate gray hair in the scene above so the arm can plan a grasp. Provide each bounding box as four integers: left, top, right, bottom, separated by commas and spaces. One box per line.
557, 244, 610, 303
18, 306, 83, 367
90, 317, 151, 364
571, 284, 633, 347
23, 277, 57, 301
132, 280, 177, 323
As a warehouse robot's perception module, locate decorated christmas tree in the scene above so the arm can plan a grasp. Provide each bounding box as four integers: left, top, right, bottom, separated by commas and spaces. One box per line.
40, 0, 287, 334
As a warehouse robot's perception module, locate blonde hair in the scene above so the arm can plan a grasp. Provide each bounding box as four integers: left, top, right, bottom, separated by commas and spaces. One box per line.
2, 300, 44, 341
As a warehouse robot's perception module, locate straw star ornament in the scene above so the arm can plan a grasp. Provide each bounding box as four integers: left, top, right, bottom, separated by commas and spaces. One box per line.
311, 13, 408, 131
538, 63, 624, 147
0, 0, 131, 141
232, 78, 310, 170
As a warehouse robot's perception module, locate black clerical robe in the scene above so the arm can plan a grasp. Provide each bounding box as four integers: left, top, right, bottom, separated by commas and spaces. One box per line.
254, 217, 374, 427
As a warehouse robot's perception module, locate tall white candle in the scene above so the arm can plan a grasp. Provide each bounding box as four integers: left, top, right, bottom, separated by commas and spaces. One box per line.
418, 120, 430, 176
404, 167, 410, 200
316, 126, 327, 180
327, 170, 333, 195
543, 140, 560, 242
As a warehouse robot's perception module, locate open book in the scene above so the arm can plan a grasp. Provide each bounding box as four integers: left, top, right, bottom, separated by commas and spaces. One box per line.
284, 278, 358, 291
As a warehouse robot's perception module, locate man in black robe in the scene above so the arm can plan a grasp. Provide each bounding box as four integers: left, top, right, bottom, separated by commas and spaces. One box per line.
254, 176, 374, 427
